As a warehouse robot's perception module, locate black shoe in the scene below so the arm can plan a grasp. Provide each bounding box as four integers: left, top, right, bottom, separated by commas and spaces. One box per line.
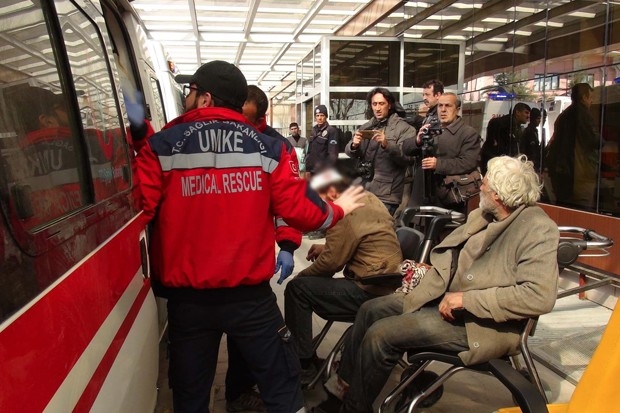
226, 389, 267, 412
311, 393, 342, 413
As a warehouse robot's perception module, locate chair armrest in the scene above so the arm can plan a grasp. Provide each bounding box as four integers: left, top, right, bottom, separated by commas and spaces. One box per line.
358, 273, 402, 287
488, 359, 549, 413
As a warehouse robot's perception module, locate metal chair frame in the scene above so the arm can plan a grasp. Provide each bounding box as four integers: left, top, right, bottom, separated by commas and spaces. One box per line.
378, 226, 613, 413
303, 206, 466, 390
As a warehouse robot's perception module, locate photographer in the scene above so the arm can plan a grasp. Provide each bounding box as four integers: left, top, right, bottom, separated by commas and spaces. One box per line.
402, 93, 481, 212
345, 87, 416, 215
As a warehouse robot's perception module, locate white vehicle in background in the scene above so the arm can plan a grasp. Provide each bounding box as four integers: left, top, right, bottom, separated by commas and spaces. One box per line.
148, 40, 185, 122
461, 95, 542, 144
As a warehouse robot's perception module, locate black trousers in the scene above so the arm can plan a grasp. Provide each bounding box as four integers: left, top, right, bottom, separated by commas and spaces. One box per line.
167, 282, 304, 413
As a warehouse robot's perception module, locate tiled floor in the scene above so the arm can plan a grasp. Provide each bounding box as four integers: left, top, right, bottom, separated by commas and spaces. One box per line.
156, 235, 616, 412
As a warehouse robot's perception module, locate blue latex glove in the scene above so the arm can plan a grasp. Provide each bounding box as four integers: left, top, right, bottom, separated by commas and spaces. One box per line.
125, 90, 145, 128
275, 250, 294, 284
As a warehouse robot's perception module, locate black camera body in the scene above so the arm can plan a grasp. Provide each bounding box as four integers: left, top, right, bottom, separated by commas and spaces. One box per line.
356, 160, 374, 181
420, 116, 442, 158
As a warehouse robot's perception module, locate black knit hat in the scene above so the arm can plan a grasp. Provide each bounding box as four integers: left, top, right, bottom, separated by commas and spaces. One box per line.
314, 104, 328, 117
175, 60, 247, 109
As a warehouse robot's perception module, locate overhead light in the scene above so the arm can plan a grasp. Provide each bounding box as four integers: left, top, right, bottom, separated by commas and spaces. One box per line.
410, 25, 440, 30
452, 2, 483, 9
249, 34, 295, 43
569, 12, 596, 18
150, 31, 196, 41
200, 33, 246, 42
482, 18, 510, 23
426, 15, 461, 21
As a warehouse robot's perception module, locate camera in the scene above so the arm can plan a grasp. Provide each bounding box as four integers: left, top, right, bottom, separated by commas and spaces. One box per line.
420, 116, 442, 158
356, 160, 374, 181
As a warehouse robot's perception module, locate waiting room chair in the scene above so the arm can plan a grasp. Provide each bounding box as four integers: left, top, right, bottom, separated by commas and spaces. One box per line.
305, 208, 467, 390
494, 297, 620, 413
304, 225, 425, 389
378, 227, 613, 413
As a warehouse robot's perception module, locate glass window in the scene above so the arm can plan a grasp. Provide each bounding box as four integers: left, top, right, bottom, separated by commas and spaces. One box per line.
534, 74, 560, 92
403, 42, 460, 90
58, 0, 130, 202
328, 92, 369, 121
0, 2, 88, 230
329, 40, 400, 87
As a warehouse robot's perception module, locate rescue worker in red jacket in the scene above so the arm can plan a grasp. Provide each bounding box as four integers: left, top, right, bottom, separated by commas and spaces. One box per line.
135, 60, 365, 413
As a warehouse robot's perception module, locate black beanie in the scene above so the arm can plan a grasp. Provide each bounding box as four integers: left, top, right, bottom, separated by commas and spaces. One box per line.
314, 104, 328, 117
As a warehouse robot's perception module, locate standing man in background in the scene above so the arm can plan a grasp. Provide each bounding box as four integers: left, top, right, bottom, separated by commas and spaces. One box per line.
345, 87, 416, 216
136, 60, 365, 413
412, 79, 444, 131
520, 107, 545, 172
402, 93, 481, 212
287, 122, 307, 174
305, 105, 339, 179
480, 102, 530, 174
546, 83, 599, 209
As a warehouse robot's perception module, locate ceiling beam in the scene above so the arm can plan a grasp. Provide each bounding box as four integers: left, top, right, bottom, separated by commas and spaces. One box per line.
466, 0, 599, 47
187, 0, 201, 64
510, 6, 607, 51
235, 0, 261, 66
380, 0, 458, 38
335, 0, 407, 37
423, 0, 527, 40
258, 0, 328, 85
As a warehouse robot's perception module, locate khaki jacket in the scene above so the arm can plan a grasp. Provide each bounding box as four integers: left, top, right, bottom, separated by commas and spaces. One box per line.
402, 205, 559, 365
298, 192, 402, 295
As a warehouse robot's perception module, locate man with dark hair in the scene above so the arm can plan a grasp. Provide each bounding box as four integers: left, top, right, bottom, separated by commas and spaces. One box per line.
219, 84, 303, 412
284, 169, 402, 385
480, 102, 530, 174
305, 104, 339, 178
136, 60, 366, 413
412, 79, 445, 131
8, 85, 69, 133
546, 83, 599, 208
345, 87, 416, 215
520, 107, 546, 171
288, 122, 307, 174
287, 122, 307, 149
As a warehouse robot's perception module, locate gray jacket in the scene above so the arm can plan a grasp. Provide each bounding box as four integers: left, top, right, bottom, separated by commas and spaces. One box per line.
402, 205, 559, 365
345, 113, 416, 206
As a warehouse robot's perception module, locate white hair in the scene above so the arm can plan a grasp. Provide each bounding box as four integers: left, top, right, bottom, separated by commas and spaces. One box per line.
486, 155, 541, 208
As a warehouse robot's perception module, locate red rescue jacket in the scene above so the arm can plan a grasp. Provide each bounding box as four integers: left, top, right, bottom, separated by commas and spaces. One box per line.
136, 107, 343, 288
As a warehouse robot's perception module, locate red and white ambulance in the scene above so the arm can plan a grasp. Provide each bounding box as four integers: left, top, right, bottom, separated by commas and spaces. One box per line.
0, 0, 171, 411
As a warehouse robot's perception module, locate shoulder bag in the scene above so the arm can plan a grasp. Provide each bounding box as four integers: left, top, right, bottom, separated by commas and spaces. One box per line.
436, 169, 483, 206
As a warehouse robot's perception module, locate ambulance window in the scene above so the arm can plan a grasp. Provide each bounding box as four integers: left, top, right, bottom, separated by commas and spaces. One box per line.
149, 76, 167, 124
0, 1, 88, 231
56, 1, 131, 201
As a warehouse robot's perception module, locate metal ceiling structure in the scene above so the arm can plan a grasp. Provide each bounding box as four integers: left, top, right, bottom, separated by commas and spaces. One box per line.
130, 0, 605, 99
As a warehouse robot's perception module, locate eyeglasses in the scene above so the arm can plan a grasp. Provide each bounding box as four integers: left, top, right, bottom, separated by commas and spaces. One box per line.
183, 85, 199, 97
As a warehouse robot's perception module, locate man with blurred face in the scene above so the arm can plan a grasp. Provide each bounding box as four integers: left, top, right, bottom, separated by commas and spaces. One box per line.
402, 93, 481, 211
